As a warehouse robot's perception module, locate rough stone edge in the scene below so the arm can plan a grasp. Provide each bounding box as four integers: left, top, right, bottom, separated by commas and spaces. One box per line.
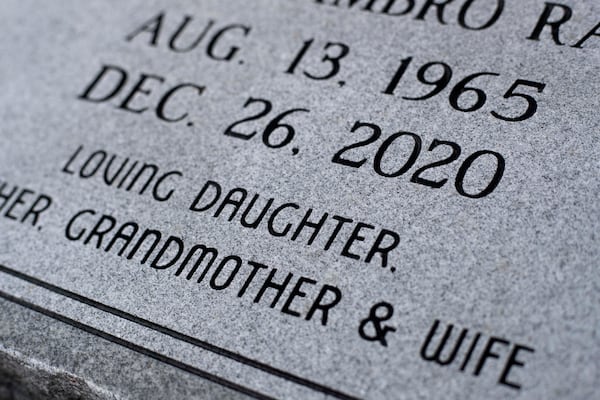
0, 345, 119, 400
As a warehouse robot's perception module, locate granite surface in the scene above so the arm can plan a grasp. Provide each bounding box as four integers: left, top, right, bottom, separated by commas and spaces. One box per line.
0, 0, 598, 399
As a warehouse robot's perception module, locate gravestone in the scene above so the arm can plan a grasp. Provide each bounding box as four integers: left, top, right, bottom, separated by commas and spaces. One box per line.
0, 0, 598, 399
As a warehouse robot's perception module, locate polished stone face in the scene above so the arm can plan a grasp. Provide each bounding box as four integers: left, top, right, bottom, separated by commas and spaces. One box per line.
0, 1, 598, 399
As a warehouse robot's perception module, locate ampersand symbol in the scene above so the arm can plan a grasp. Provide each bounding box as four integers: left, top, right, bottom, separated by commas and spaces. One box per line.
358, 302, 397, 347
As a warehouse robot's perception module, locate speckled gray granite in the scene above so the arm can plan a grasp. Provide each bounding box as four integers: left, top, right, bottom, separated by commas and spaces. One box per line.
0, 0, 598, 399
0, 300, 250, 400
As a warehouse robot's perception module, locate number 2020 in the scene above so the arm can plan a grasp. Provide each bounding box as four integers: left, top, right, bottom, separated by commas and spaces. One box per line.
332, 121, 505, 199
